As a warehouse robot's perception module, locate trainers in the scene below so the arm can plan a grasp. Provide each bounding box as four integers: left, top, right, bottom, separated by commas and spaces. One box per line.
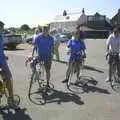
62, 79, 68, 83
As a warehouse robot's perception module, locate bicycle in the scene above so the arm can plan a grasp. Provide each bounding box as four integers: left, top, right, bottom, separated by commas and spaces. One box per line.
106, 52, 120, 92
26, 56, 54, 105
0, 68, 20, 110
66, 51, 85, 93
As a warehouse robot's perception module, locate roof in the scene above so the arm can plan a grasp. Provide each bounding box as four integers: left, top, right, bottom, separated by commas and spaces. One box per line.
52, 13, 81, 23
0, 21, 4, 25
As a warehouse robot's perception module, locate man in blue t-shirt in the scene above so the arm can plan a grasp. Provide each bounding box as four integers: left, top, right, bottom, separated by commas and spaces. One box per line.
62, 30, 86, 83
0, 25, 13, 104
32, 26, 54, 87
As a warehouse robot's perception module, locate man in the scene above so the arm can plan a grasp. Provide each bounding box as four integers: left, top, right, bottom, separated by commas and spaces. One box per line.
0, 23, 14, 104
50, 28, 60, 61
32, 25, 54, 87
106, 27, 120, 82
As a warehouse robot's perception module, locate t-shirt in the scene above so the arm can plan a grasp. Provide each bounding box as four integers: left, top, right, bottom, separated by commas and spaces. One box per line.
106, 33, 120, 53
67, 39, 86, 61
34, 33, 54, 61
53, 34, 60, 45
0, 35, 5, 65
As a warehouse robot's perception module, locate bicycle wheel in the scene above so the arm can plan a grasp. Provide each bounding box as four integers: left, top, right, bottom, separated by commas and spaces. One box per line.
28, 70, 46, 105
28, 72, 36, 97
110, 62, 120, 92
12, 94, 20, 106
111, 71, 120, 92
67, 62, 84, 93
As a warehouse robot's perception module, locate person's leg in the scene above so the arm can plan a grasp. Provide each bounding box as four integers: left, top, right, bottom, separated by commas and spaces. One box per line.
106, 55, 112, 82
56, 45, 60, 61
2, 61, 13, 98
44, 61, 52, 87
62, 62, 73, 83
76, 62, 80, 80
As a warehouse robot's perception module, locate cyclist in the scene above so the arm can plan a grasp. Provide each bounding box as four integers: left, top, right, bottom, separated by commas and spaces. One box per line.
62, 30, 86, 83
0, 23, 14, 105
32, 25, 54, 88
106, 27, 120, 82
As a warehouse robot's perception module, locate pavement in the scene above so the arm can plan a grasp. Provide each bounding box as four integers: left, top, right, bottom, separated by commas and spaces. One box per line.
0, 39, 120, 120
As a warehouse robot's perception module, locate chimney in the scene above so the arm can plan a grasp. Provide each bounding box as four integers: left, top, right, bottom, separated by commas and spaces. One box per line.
118, 9, 120, 13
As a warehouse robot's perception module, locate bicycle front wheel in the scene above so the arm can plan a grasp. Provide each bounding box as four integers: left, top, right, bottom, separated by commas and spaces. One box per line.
28, 71, 46, 105
67, 62, 84, 94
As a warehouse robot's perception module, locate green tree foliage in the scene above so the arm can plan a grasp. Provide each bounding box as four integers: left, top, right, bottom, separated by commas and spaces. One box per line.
21, 24, 30, 31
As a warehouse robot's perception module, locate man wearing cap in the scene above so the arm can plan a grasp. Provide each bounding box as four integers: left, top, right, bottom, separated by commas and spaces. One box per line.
50, 28, 60, 61
106, 27, 120, 82
32, 26, 54, 87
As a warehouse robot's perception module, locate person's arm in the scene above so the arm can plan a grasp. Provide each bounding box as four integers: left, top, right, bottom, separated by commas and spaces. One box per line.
67, 39, 72, 55
81, 40, 86, 58
106, 35, 111, 53
32, 36, 37, 57
67, 39, 72, 48
51, 37, 54, 55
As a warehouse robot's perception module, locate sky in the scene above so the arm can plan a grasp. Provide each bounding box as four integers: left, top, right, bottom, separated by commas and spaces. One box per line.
0, 0, 120, 28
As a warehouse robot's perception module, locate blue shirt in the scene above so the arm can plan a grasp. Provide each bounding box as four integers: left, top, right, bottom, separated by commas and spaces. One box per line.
0, 35, 5, 65
34, 33, 54, 61
67, 39, 86, 61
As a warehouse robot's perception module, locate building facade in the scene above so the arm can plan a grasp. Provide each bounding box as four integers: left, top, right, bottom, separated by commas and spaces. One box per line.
111, 9, 120, 28
50, 10, 111, 38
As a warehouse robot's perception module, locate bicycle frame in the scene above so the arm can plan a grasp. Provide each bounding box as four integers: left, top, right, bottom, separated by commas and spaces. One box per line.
66, 56, 85, 86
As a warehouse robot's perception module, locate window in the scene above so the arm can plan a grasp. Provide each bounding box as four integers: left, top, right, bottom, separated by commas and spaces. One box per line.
88, 16, 94, 21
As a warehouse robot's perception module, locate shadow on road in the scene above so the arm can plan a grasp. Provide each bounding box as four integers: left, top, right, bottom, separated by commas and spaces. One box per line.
4, 48, 25, 51
0, 107, 32, 120
52, 59, 67, 64
67, 76, 110, 94
83, 65, 104, 73
53, 59, 104, 73
30, 88, 84, 106
45, 88, 84, 105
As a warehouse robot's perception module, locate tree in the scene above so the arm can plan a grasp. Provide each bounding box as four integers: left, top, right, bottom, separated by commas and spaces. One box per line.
21, 24, 30, 31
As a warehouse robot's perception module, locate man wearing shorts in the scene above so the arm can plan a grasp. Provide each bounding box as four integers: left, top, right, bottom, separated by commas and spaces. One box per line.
32, 25, 54, 87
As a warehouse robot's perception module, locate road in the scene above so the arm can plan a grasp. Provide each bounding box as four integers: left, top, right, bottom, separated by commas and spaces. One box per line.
0, 39, 120, 120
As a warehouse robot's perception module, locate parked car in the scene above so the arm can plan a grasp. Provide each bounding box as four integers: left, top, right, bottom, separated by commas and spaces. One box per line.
26, 36, 33, 44
3, 34, 22, 50
59, 34, 69, 42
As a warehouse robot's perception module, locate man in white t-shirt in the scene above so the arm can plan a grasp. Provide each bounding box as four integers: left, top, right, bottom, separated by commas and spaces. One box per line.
50, 28, 60, 61
106, 27, 120, 82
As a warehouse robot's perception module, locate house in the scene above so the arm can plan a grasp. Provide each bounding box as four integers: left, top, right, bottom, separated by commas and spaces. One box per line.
0, 21, 4, 29
77, 11, 112, 38
111, 9, 120, 28
50, 10, 80, 32
50, 9, 111, 38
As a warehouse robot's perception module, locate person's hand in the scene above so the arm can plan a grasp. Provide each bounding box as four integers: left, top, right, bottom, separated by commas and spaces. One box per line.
105, 52, 109, 60
5, 56, 8, 60
83, 53, 86, 58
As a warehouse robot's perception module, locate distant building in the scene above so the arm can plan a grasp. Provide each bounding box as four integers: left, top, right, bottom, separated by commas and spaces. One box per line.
50, 9, 111, 38
111, 9, 120, 28
50, 10, 80, 32
0, 21, 4, 28
86, 12, 111, 30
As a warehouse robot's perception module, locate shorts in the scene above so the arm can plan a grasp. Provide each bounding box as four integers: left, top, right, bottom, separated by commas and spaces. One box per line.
0, 61, 12, 81
108, 54, 119, 64
44, 60, 52, 70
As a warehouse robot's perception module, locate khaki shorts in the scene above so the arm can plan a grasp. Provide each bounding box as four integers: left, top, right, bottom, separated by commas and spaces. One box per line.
44, 60, 52, 70
0, 61, 12, 81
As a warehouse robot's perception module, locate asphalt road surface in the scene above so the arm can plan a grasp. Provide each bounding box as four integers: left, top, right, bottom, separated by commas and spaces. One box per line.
0, 39, 120, 120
